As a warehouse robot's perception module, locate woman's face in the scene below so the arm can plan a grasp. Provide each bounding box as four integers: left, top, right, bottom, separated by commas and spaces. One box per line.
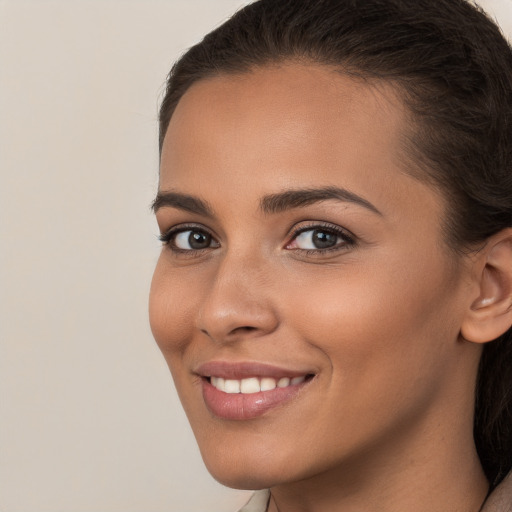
150, 63, 475, 489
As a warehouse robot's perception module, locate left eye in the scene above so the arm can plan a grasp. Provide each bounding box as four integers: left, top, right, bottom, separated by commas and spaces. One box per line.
160, 228, 219, 251
174, 230, 213, 250
288, 227, 351, 251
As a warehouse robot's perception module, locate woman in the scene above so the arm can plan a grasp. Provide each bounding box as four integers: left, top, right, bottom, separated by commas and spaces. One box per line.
149, 0, 512, 510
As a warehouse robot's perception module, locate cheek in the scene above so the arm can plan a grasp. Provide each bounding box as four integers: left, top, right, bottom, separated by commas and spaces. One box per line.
148, 256, 200, 358
269, 255, 462, 467
149, 259, 208, 420
285, 251, 460, 394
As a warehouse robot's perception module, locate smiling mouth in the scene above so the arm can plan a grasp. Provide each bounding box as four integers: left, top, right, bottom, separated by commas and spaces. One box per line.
200, 372, 316, 420
207, 375, 313, 394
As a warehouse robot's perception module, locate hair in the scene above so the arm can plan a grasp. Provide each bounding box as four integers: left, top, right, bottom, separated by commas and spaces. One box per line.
158, 0, 512, 486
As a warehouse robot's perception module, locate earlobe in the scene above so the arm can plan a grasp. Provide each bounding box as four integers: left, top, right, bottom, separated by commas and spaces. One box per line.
461, 229, 512, 344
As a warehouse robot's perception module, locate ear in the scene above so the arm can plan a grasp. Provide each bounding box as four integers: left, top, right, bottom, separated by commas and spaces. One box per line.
461, 228, 512, 344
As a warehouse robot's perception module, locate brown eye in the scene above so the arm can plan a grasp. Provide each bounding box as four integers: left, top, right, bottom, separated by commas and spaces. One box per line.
311, 230, 338, 249
286, 223, 357, 255
174, 230, 215, 250
293, 228, 341, 250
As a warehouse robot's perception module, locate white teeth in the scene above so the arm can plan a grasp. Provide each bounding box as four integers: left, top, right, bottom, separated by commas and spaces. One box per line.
211, 376, 225, 391
224, 379, 241, 393
210, 375, 308, 393
260, 377, 277, 391
277, 377, 291, 388
240, 377, 260, 394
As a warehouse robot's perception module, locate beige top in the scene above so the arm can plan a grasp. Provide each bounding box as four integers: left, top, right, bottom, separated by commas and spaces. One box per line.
237, 471, 512, 512
238, 490, 270, 512
482, 472, 512, 512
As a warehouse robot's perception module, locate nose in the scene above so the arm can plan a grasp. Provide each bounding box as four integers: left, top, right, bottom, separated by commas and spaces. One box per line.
195, 253, 279, 344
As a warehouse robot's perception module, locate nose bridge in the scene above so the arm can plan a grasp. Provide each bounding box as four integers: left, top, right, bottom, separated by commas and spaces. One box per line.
196, 247, 278, 342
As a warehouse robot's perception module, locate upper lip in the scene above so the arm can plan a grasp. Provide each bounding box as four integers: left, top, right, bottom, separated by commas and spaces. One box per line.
195, 361, 314, 380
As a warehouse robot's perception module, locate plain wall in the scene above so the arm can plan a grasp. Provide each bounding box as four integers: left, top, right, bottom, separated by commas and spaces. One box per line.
1, 1, 511, 511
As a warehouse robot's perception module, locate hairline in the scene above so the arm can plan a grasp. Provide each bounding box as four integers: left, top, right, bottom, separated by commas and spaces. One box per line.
159, 59, 470, 258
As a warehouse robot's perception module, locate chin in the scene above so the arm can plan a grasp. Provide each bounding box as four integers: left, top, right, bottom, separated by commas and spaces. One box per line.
199, 444, 293, 490
208, 468, 287, 491
211, 471, 274, 491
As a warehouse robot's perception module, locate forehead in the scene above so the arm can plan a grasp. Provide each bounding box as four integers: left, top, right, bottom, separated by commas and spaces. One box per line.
161, 64, 408, 176
159, 62, 440, 222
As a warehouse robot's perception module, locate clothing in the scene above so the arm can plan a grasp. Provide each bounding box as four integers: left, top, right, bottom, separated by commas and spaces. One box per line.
482, 472, 512, 512
237, 471, 512, 512
238, 490, 270, 512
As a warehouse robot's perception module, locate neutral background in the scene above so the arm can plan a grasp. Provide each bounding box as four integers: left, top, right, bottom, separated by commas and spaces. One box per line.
1, 1, 511, 511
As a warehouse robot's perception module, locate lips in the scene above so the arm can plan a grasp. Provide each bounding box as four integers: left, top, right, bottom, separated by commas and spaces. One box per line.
196, 361, 315, 420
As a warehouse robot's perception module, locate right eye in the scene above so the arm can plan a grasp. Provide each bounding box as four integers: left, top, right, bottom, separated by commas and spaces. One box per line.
160, 227, 220, 252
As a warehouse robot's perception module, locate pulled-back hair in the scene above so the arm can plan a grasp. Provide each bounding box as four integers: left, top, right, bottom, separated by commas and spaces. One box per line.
158, 0, 512, 486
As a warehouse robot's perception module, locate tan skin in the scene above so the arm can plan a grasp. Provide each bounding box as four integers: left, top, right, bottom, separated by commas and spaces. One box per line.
150, 63, 512, 512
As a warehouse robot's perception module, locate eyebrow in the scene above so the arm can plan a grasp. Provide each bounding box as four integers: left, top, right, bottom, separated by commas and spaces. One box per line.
151, 191, 214, 217
260, 186, 382, 216
152, 186, 382, 217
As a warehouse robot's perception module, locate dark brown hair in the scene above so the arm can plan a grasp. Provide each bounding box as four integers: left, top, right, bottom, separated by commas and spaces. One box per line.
158, 0, 512, 486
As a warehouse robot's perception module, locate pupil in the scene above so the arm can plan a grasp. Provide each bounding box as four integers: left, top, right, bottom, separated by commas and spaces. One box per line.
189, 231, 210, 249
312, 230, 337, 249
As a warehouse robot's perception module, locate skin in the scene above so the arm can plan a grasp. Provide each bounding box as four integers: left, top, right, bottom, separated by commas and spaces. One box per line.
149, 63, 490, 512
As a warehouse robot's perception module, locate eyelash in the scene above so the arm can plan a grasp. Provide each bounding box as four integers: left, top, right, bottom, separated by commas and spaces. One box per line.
158, 222, 356, 256
287, 222, 356, 255
159, 224, 216, 256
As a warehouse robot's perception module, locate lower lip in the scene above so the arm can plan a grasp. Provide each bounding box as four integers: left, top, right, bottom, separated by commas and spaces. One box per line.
202, 378, 311, 420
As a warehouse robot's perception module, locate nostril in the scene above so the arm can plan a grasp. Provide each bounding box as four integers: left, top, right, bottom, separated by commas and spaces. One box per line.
197, 299, 279, 342
200, 326, 256, 337
231, 326, 258, 335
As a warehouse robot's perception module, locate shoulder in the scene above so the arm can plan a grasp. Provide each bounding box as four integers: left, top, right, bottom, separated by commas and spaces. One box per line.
237, 490, 270, 512
481, 472, 512, 512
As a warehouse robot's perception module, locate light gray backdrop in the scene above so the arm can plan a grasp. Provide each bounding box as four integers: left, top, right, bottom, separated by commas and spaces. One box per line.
1, 1, 511, 511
